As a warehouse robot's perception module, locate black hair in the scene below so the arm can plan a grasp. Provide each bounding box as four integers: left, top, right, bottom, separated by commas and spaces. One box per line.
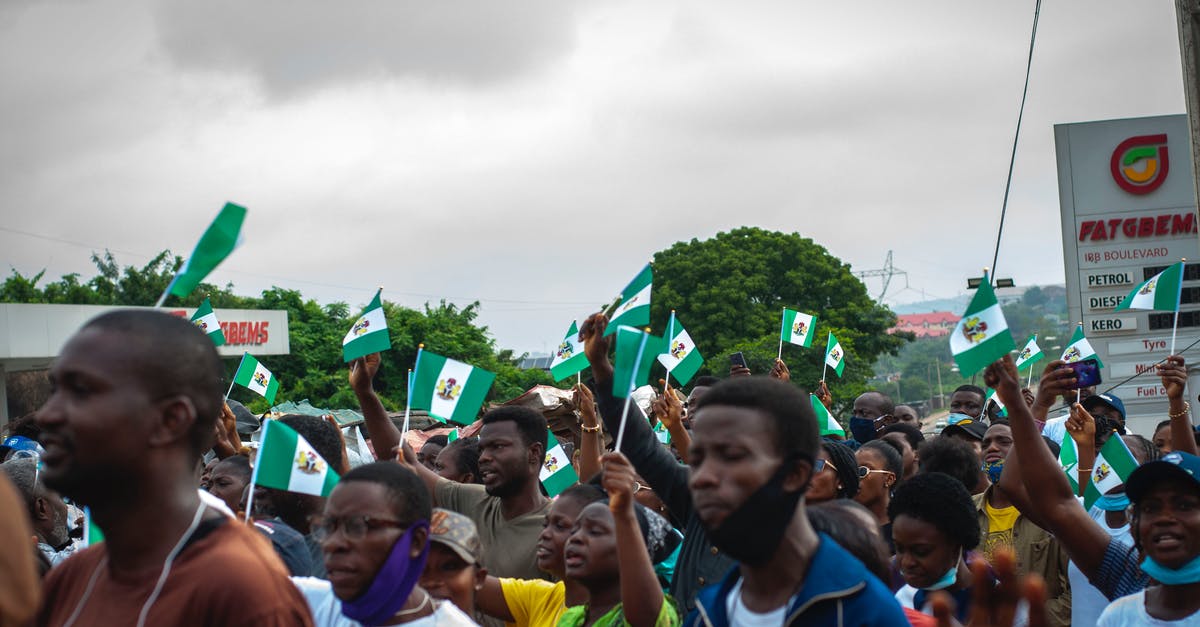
693, 376, 819, 461
860, 440, 903, 478
214, 454, 251, 482
1042, 436, 1061, 458
987, 419, 1010, 428
953, 384, 985, 400
558, 482, 607, 505
3, 413, 40, 440
881, 423, 925, 449
692, 376, 721, 388
279, 414, 346, 473
82, 310, 224, 457
859, 391, 895, 416
481, 406, 548, 453
424, 434, 449, 448
822, 440, 860, 499
918, 437, 980, 492
889, 472, 980, 551
341, 462, 432, 526
1155, 420, 1172, 435
808, 500, 891, 583
1094, 414, 1124, 448
1123, 434, 1160, 466
441, 437, 481, 483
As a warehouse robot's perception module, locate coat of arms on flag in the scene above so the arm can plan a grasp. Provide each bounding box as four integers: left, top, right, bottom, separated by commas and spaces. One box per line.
254, 371, 269, 387
350, 318, 371, 337
1063, 347, 1082, 362
544, 453, 560, 475
556, 341, 574, 361
437, 378, 462, 401
670, 341, 688, 359
830, 347, 842, 361
1018, 346, 1033, 361
961, 317, 988, 343
792, 319, 808, 337
1094, 462, 1111, 483
295, 450, 325, 475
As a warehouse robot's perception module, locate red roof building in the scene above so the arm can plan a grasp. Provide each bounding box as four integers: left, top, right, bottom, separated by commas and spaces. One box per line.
890, 312, 961, 338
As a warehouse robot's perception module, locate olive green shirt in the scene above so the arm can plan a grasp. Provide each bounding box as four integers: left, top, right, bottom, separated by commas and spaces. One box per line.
436, 477, 552, 581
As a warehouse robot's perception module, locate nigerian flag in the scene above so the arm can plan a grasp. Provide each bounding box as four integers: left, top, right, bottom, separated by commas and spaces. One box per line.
83, 507, 103, 546
654, 420, 671, 444
190, 298, 225, 346
950, 277, 1016, 376
1083, 434, 1139, 509
540, 431, 578, 497
1015, 334, 1044, 372
612, 326, 666, 399
1061, 325, 1104, 369
604, 265, 652, 335
167, 202, 247, 298
1116, 262, 1184, 312
344, 289, 391, 362
658, 311, 703, 386
255, 419, 339, 497
824, 332, 846, 378
411, 350, 496, 425
550, 321, 589, 382
1059, 433, 1079, 494
781, 309, 818, 348
233, 353, 280, 404
811, 394, 844, 437
984, 388, 1007, 417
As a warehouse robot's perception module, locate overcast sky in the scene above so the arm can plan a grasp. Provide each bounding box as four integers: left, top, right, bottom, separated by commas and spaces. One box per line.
0, 1, 1189, 354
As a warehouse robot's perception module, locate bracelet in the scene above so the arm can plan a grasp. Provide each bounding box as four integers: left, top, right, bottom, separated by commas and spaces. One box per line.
1078, 467, 1092, 474
581, 424, 602, 433
1169, 401, 1191, 420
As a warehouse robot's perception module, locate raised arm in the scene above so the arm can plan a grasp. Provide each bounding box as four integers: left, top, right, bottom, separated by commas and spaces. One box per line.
474, 577, 516, 623
985, 357, 1114, 578
350, 353, 399, 461
601, 452, 665, 627
1065, 404, 1097, 497
397, 440, 444, 506
575, 383, 605, 482
1158, 355, 1198, 456
582, 313, 693, 523
653, 381, 690, 465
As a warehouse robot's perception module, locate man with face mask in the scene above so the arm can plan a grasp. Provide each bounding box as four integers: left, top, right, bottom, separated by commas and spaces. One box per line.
972, 421, 1072, 626
849, 391, 894, 444
685, 376, 907, 626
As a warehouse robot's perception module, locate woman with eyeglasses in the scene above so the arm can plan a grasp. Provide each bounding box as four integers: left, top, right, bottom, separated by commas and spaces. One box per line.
855, 441, 901, 552
808, 440, 860, 504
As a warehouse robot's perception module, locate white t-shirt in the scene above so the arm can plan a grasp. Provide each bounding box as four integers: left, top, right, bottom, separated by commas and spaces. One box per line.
1069, 498, 1134, 626
1041, 414, 1069, 448
725, 578, 792, 627
292, 577, 478, 627
1098, 590, 1200, 626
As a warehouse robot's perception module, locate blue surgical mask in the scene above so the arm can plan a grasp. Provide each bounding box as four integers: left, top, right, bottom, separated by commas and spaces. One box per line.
1095, 492, 1130, 512
923, 560, 960, 591
983, 459, 1005, 484
849, 417, 878, 443
1140, 554, 1200, 585
947, 413, 975, 425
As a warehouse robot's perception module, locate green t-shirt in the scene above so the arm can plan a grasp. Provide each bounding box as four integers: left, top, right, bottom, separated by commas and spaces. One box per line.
557, 599, 680, 627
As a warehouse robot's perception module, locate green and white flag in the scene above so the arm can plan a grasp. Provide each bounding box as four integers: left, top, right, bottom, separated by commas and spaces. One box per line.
1059, 433, 1079, 494
604, 264, 652, 336
1015, 334, 1044, 372
344, 289, 391, 362
811, 394, 844, 437
824, 332, 846, 378
233, 353, 280, 404
1061, 325, 1104, 369
658, 311, 704, 386
1116, 262, 1184, 312
411, 350, 496, 425
190, 298, 225, 346
255, 419, 339, 497
550, 321, 590, 382
539, 431, 578, 497
167, 202, 247, 299
654, 420, 671, 445
984, 388, 1007, 417
781, 309, 818, 348
1083, 434, 1139, 509
612, 326, 666, 398
83, 506, 104, 546
950, 277, 1016, 376
447, 428, 460, 443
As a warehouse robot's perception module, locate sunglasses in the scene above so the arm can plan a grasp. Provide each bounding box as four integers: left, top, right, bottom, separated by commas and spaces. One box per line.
857, 466, 895, 480
815, 458, 837, 473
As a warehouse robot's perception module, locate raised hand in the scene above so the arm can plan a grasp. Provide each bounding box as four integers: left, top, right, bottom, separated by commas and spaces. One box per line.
1157, 355, 1188, 401
652, 379, 683, 430
769, 358, 790, 382
348, 353, 382, 395
600, 452, 638, 515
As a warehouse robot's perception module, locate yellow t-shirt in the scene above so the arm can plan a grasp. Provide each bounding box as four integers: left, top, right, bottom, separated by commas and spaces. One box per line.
983, 499, 1021, 561
500, 578, 566, 627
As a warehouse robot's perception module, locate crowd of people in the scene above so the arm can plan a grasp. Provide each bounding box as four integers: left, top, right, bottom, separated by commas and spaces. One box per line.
2, 308, 1200, 625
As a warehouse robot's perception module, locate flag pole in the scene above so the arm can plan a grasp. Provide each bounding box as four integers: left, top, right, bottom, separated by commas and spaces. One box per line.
1171, 259, 1186, 356
224, 353, 248, 404
153, 274, 179, 308
243, 421, 268, 523
1025, 333, 1037, 389
614, 329, 651, 453
821, 332, 830, 383
777, 307, 786, 360
666, 311, 677, 387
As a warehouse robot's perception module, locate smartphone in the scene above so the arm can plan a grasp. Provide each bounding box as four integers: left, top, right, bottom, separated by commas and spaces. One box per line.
1065, 358, 1102, 389
729, 352, 748, 369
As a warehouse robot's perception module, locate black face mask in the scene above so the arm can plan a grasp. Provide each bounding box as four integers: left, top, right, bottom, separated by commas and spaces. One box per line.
705, 456, 805, 566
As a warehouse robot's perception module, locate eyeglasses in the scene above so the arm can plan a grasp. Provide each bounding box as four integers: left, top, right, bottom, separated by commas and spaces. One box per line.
857, 466, 896, 480
633, 482, 650, 494
815, 458, 837, 473
309, 515, 407, 542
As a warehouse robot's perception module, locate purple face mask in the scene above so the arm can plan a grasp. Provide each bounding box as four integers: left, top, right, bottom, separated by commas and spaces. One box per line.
340, 520, 430, 626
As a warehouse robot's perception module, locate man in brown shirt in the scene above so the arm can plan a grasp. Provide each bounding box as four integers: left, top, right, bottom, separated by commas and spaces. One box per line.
35, 309, 313, 626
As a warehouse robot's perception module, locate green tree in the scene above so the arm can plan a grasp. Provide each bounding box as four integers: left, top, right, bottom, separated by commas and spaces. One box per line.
650, 227, 907, 395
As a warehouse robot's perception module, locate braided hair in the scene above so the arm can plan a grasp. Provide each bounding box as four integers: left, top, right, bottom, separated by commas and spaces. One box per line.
822, 440, 860, 499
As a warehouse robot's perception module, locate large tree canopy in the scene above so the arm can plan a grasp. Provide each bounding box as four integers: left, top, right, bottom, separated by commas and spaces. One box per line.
650, 227, 907, 403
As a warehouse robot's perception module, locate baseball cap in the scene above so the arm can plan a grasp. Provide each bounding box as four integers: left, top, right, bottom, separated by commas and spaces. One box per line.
429, 508, 481, 565
1126, 451, 1200, 503
941, 414, 987, 441
1082, 393, 1126, 421
226, 400, 261, 436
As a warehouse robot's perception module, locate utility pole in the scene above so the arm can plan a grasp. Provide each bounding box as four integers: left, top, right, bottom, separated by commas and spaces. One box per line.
857, 251, 909, 301
1179, 0, 1200, 212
